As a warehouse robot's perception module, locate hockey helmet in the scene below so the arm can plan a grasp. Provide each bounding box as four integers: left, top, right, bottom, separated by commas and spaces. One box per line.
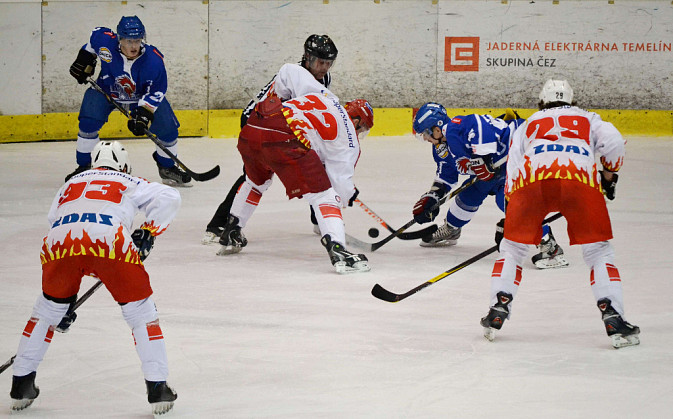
345, 99, 374, 130
304, 34, 338, 60
117, 16, 146, 40
539, 79, 573, 106
92, 141, 131, 174
413, 102, 450, 139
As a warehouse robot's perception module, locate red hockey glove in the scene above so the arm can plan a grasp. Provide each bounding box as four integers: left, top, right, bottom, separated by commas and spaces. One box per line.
470, 156, 495, 181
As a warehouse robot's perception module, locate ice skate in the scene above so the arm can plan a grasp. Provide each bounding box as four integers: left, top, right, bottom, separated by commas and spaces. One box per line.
217, 215, 247, 255
10, 372, 39, 411
597, 298, 640, 349
531, 229, 569, 269
153, 152, 192, 188
321, 234, 370, 274
420, 222, 461, 247
201, 227, 223, 245
146, 380, 177, 416
64, 165, 91, 182
480, 292, 513, 341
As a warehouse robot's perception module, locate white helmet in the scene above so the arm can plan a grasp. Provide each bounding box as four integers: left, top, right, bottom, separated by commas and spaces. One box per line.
539, 79, 573, 105
92, 141, 131, 173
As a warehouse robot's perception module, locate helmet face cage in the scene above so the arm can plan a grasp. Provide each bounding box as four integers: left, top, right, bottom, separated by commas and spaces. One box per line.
413, 102, 448, 141
304, 34, 338, 61
539, 79, 573, 106
117, 16, 146, 41
92, 141, 131, 174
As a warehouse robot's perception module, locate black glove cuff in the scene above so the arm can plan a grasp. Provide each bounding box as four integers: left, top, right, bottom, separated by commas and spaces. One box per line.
75, 48, 97, 66
136, 106, 154, 122
430, 181, 449, 199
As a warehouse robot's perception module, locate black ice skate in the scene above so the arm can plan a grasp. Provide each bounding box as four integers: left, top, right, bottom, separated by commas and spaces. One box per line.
153, 152, 192, 187
480, 292, 513, 341
10, 372, 40, 411
531, 228, 569, 269
64, 165, 91, 182
217, 215, 247, 255
597, 298, 640, 349
420, 222, 461, 247
146, 380, 177, 416
321, 234, 370, 274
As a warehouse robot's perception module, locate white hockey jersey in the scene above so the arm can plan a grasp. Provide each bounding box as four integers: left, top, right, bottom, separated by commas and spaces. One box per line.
506, 105, 625, 198
41, 169, 181, 266
281, 93, 361, 206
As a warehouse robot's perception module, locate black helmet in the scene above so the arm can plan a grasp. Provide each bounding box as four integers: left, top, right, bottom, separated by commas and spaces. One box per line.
304, 34, 338, 60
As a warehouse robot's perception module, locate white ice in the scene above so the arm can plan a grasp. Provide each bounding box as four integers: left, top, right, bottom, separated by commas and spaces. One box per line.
1, 136, 672, 418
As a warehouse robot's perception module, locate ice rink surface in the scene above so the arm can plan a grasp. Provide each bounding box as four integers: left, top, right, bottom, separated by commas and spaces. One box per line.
1, 135, 672, 418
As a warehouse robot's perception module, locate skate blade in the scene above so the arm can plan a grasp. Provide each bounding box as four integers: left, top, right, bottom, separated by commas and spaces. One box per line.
611, 334, 640, 349
419, 239, 458, 247
161, 178, 193, 188
201, 232, 220, 245
533, 255, 569, 269
483, 327, 496, 342
334, 261, 371, 274
151, 400, 175, 416
216, 245, 242, 256
11, 398, 36, 411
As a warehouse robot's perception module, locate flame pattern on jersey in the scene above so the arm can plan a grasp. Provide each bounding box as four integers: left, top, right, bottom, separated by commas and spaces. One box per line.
139, 220, 167, 236
507, 156, 600, 198
40, 226, 143, 266
282, 106, 312, 149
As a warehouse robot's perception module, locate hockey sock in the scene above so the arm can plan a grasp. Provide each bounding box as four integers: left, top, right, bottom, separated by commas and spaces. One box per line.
75, 131, 99, 166
230, 177, 272, 228
582, 241, 625, 316
445, 196, 479, 229
122, 297, 169, 382
306, 188, 345, 244
13, 295, 69, 377
489, 239, 529, 310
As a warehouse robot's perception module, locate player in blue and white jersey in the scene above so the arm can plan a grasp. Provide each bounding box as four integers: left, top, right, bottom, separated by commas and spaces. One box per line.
412, 102, 568, 269
66, 16, 191, 187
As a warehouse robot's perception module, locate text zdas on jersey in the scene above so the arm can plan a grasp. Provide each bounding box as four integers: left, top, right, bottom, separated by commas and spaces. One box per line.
527, 114, 591, 156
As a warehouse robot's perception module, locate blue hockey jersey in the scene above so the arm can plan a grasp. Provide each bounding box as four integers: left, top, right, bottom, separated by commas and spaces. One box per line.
82, 27, 168, 111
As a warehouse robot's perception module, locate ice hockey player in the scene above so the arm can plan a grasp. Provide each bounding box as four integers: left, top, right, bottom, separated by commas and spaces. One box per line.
66, 16, 192, 187
202, 34, 339, 243
480, 79, 640, 348
216, 92, 374, 274
9, 141, 180, 414
411, 102, 568, 269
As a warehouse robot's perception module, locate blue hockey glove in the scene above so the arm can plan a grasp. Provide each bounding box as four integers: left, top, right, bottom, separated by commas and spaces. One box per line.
128, 107, 153, 137
132, 228, 155, 261
69, 49, 97, 84
470, 156, 495, 181
56, 302, 78, 333
600, 170, 619, 200
413, 182, 448, 224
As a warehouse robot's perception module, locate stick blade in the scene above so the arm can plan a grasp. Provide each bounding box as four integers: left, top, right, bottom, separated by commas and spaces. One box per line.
189, 165, 220, 182
398, 224, 438, 240
371, 284, 402, 303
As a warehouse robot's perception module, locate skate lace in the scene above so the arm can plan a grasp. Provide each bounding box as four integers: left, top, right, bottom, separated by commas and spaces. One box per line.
434, 223, 460, 240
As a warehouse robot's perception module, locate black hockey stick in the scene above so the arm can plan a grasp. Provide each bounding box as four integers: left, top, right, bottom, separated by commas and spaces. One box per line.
371, 212, 563, 302
86, 78, 220, 182
0, 280, 104, 375
353, 199, 437, 240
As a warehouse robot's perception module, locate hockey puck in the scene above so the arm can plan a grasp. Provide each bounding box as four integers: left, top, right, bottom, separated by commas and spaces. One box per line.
368, 228, 380, 238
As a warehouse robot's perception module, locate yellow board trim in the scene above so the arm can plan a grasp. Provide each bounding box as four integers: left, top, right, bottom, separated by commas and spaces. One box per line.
1, 108, 671, 143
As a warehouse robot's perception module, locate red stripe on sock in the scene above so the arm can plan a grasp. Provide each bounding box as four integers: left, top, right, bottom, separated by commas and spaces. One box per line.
147, 320, 164, 341
491, 259, 505, 278
245, 188, 263, 206
513, 265, 523, 286
319, 204, 342, 219
606, 263, 621, 282
22, 317, 38, 338
44, 326, 54, 343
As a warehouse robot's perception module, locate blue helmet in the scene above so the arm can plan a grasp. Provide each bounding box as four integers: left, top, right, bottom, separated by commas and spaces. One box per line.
413, 102, 450, 135
117, 16, 145, 40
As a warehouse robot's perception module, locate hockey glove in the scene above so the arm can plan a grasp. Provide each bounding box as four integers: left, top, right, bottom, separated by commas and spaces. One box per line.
132, 228, 155, 261
600, 170, 619, 200
495, 218, 505, 251
128, 106, 154, 137
470, 156, 495, 181
413, 182, 448, 224
56, 302, 77, 333
348, 187, 360, 207
69, 49, 97, 84
496, 108, 520, 121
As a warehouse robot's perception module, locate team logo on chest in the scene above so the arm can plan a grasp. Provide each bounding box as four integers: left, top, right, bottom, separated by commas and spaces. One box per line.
98, 47, 113, 63
114, 75, 136, 99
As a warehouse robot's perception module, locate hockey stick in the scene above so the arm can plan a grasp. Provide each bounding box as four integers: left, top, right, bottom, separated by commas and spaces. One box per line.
0, 280, 104, 375
86, 78, 220, 182
353, 199, 438, 240
371, 212, 564, 302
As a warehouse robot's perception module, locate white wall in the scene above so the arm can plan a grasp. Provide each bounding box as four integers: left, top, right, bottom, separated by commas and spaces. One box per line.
1, 0, 672, 115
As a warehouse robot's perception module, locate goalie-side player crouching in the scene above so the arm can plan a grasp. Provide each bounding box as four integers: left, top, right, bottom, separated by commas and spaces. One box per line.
216, 94, 374, 274
480, 79, 640, 349
9, 141, 181, 414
